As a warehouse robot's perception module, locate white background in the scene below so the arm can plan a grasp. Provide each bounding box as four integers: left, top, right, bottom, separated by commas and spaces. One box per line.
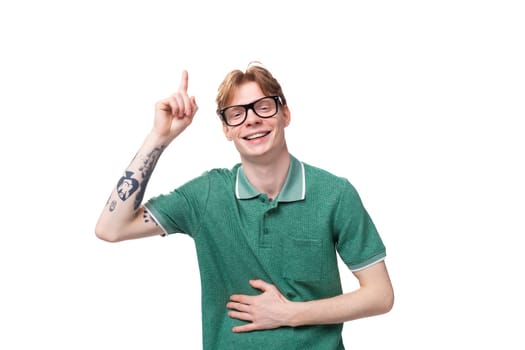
1, 0, 524, 348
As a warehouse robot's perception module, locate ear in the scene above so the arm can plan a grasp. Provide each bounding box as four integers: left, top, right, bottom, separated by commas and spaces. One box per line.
282, 105, 291, 127
222, 123, 233, 141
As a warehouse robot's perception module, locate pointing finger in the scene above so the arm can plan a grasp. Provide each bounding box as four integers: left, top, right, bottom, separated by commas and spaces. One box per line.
178, 70, 189, 93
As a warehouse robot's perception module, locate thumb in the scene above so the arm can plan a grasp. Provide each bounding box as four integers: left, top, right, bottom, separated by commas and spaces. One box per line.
190, 96, 198, 111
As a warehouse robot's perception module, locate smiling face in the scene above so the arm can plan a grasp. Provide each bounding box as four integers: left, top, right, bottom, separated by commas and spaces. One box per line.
222, 81, 291, 163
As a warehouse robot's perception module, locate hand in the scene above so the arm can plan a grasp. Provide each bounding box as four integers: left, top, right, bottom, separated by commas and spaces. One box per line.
227, 279, 293, 333
153, 70, 198, 142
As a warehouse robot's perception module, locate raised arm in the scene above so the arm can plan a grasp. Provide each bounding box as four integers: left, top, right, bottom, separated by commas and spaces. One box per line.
95, 71, 198, 242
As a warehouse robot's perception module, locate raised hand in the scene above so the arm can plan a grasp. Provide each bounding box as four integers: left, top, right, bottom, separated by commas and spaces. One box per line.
153, 70, 198, 143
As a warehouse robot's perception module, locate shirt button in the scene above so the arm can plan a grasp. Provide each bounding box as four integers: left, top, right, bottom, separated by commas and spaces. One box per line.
263, 228, 269, 234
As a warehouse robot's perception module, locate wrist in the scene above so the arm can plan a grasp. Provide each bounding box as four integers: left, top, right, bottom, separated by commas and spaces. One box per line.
145, 129, 172, 149
286, 301, 306, 328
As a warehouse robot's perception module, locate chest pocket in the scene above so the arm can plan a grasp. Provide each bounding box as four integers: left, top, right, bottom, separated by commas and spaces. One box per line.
283, 238, 323, 282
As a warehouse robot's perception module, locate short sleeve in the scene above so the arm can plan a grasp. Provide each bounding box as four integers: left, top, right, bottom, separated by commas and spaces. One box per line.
144, 173, 210, 237
334, 180, 386, 271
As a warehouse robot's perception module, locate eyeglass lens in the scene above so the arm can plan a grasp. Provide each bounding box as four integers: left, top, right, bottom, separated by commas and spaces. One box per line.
223, 97, 278, 126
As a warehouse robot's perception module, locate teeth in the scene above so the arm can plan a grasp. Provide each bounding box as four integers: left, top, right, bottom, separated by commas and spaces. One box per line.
245, 132, 268, 140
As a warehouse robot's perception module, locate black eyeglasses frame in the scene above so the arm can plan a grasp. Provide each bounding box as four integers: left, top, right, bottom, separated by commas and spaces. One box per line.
218, 96, 281, 127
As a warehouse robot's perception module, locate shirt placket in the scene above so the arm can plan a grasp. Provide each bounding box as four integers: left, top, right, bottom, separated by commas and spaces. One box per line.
259, 195, 278, 248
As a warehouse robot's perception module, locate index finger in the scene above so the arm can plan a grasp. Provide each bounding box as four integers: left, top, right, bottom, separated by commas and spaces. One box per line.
178, 70, 188, 93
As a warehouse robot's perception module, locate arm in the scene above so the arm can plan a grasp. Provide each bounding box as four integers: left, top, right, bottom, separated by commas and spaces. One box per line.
95, 70, 198, 242
227, 261, 394, 332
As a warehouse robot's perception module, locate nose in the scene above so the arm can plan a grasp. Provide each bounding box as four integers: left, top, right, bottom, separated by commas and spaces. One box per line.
244, 107, 261, 125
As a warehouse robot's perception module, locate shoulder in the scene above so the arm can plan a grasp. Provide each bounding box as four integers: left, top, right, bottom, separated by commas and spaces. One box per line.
204, 163, 240, 182
299, 161, 363, 206
302, 161, 352, 188
179, 164, 240, 192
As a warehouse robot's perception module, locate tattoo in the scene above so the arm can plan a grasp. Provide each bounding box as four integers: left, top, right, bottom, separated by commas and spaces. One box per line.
105, 195, 117, 212
133, 146, 165, 210
139, 147, 163, 179
117, 171, 139, 201
111, 146, 165, 210
143, 209, 158, 226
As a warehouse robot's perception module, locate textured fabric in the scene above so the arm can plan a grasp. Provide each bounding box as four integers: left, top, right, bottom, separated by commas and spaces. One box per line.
145, 155, 386, 350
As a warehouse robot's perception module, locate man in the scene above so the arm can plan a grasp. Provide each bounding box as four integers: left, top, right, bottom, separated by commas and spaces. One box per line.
96, 63, 394, 349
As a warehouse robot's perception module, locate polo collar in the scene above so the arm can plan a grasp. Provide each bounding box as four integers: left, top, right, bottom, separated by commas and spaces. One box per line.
235, 155, 306, 202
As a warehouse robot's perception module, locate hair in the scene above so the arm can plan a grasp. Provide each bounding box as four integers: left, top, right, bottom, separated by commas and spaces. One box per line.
215, 61, 287, 115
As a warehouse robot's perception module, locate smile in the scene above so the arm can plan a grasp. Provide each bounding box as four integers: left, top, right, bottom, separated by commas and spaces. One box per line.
243, 131, 270, 140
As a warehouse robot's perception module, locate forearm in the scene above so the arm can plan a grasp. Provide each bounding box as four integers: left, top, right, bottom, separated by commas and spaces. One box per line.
288, 262, 394, 327
227, 264, 394, 333
288, 286, 393, 327
96, 71, 198, 242
95, 131, 168, 241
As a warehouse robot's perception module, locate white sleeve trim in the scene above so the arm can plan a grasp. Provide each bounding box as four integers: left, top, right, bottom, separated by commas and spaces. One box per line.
144, 204, 169, 237
350, 256, 386, 272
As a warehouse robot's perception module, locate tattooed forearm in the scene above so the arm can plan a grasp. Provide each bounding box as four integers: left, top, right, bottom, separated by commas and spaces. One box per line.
105, 194, 117, 212
143, 209, 159, 226
133, 146, 165, 210
114, 146, 165, 210
116, 171, 139, 201
139, 147, 164, 179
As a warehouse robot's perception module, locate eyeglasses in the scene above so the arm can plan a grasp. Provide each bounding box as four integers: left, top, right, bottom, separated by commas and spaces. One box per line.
218, 96, 281, 127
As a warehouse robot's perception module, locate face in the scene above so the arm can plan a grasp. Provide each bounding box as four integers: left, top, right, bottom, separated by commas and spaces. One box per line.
222, 81, 291, 162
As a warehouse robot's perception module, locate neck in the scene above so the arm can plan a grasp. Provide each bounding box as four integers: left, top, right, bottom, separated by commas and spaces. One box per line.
241, 151, 291, 200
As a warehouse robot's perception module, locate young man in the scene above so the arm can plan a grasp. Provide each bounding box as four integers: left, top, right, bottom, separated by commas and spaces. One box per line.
95, 63, 394, 349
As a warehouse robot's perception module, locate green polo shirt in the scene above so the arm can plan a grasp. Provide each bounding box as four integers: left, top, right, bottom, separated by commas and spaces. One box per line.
145, 155, 386, 350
